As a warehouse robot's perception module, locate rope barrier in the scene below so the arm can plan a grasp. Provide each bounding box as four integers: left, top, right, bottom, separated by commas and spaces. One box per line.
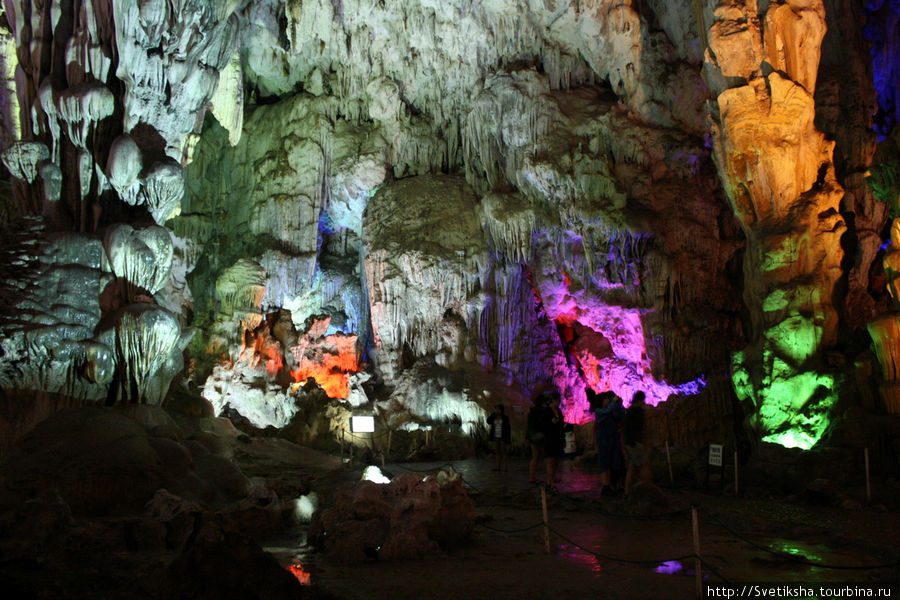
392, 462, 456, 473
474, 482, 546, 507
343, 458, 897, 577
344, 430, 391, 441
476, 519, 703, 569
705, 513, 900, 571
478, 521, 546, 534
473, 485, 896, 579
547, 524, 701, 566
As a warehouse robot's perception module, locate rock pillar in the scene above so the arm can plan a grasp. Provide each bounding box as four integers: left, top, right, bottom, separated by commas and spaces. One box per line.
703, 0, 845, 448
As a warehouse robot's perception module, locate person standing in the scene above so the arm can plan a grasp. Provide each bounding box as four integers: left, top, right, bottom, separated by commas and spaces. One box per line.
544, 396, 566, 492
623, 391, 651, 495
527, 393, 550, 483
591, 390, 624, 496
487, 403, 511, 471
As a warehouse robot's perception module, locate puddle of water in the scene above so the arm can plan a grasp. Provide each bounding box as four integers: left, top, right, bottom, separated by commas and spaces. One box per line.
768, 540, 824, 564
287, 561, 312, 585
558, 543, 605, 574
557, 469, 603, 494
263, 530, 317, 586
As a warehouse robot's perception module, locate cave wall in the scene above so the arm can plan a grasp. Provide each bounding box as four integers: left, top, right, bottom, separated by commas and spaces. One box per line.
0, 0, 895, 452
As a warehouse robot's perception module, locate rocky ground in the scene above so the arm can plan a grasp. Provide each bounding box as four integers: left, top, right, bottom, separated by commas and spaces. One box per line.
0, 406, 898, 599
290, 458, 900, 600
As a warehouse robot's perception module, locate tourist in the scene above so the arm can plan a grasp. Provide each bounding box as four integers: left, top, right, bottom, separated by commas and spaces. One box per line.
527, 393, 550, 482
591, 389, 624, 496
623, 391, 651, 495
544, 395, 566, 492
487, 403, 511, 471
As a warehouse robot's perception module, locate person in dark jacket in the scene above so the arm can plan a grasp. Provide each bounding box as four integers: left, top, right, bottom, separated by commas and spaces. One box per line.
591, 389, 624, 496
543, 398, 566, 492
487, 403, 511, 471
527, 390, 565, 489
623, 391, 651, 495
527, 394, 549, 482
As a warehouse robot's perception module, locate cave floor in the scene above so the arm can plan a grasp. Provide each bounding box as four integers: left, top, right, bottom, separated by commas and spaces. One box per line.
260, 456, 900, 600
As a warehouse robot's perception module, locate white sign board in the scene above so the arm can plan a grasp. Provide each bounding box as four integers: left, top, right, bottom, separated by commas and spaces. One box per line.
351, 415, 375, 433
708, 443, 723, 467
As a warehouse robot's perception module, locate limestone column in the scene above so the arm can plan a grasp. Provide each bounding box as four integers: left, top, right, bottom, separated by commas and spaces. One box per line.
703, 0, 845, 448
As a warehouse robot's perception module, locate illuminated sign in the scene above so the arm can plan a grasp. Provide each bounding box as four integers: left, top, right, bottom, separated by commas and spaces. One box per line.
351, 415, 375, 433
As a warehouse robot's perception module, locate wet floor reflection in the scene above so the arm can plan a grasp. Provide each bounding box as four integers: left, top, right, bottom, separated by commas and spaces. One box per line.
654, 560, 683, 574
263, 456, 887, 592
558, 543, 605, 574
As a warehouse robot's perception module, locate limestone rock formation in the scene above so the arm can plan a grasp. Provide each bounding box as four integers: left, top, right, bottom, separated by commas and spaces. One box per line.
0, 0, 895, 456
103, 223, 174, 300
0, 406, 255, 514
704, 0, 848, 448
363, 174, 487, 381
98, 303, 193, 405
310, 469, 474, 563
0, 223, 108, 405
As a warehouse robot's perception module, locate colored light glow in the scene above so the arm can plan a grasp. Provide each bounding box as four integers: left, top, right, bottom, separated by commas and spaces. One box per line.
545, 300, 706, 423
558, 547, 604, 574
287, 561, 312, 585
290, 331, 361, 398
770, 541, 822, 563
249, 333, 284, 377
864, 1, 900, 139
732, 341, 837, 451
762, 430, 816, 451
654, 560, 683, 575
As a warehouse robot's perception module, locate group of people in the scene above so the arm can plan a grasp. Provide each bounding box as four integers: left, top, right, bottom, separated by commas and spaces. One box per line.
486, 387, 651, 496
590, 388, 650, 496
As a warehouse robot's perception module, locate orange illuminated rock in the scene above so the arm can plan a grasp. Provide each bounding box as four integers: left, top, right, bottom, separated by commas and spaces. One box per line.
289, 316, 361, 399
705, 0, 845, 446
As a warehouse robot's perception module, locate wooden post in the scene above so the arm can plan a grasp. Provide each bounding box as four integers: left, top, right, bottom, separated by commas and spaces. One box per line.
734, 450, 739, 496
666, 440, 674, 484
692, 506, 702, 599
387, 429, 393, 460
541, 486, 551, 554
865, 447, 872, 503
